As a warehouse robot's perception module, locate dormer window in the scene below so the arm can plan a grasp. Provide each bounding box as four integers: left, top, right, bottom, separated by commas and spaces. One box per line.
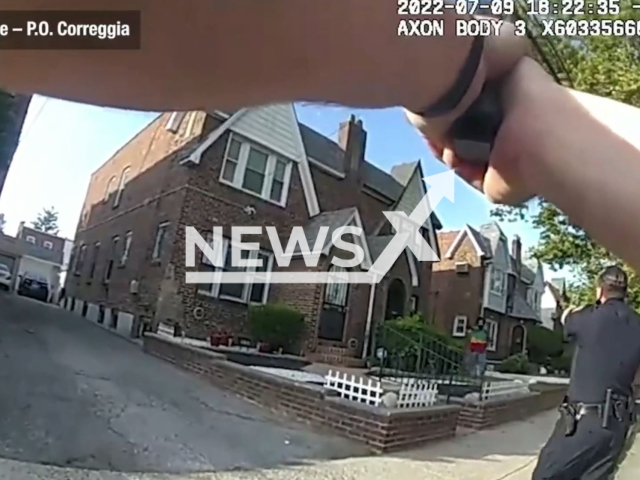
220, 134, 293, 206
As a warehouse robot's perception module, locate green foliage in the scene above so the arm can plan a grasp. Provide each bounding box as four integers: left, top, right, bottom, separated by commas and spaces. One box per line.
492, 4, 640, 311
31, 207, 60, 235
248, 303, 305, 354
497, 353, 534, 374
527, 325, 564, 366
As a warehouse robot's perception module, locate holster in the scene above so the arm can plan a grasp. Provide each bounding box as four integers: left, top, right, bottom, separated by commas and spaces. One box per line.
559, 403, 578, 437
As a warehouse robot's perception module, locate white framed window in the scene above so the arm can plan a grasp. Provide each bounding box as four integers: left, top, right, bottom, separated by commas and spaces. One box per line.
452, 315, 468, 337
75, 244, 87, 274
198, 235, 273, 305
113, 166, 131, 208
120, 231, 133, 266
89, 242, 101, 280
220, 134, 293, 206
486, 319, 499, 352
104, 176, 117, 202
490, 267, 505, 294
26, 235, 36, 244
166, 112, 186, 133
104, 236, 119, 283
152, 222, 170, 261
43, 240, 53, 250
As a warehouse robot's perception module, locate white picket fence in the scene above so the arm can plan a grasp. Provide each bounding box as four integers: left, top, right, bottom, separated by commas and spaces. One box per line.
324, 371, 440, 409
395, 378, 439, 409
481, 380, 529, 401
324, 370, 383, 407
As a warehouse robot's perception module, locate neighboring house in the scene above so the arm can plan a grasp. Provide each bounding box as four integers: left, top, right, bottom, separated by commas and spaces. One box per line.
430, 223, 545, 361
0, 92, 31, 199
65, 106, 441, 365
15, 223, 66, 298
0, 224, 66, 296
541, 278, 568, 333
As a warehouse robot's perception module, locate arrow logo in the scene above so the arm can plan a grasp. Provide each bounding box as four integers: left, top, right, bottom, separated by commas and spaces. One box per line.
367, 170, 454, 279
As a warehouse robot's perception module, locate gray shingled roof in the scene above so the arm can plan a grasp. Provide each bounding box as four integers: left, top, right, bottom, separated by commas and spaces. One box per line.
293, 207, 357, 255
367, 235, 394, 262
479, 222, 505, 254
511, 292, 539, 320
467, 225, 493, 258
298, 124, 404, 201
390, 162, 417, 186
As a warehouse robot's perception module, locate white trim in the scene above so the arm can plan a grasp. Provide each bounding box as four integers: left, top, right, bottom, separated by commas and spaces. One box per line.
43, 240, 53, 250
486, 319, 499, 352
407, 251, 419, 287
444, 225, 486, 260
307, 156, 346, 178
452, 315, 468, 338
166, 112, 186, 133
347, 209, 372, 270
182, 106, 320, 218
489, 266, 505, 295
152, 222, 170, 260
181, 110, 248, 165
509, 323, 528, 355
25, 235, 36, 244
219, 134, 292, 207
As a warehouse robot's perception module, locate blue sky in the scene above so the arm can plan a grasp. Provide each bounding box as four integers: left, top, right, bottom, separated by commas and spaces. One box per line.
0, 96, 556, 276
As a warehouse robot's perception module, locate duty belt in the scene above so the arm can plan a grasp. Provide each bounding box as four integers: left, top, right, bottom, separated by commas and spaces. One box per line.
559, 389, 633, 437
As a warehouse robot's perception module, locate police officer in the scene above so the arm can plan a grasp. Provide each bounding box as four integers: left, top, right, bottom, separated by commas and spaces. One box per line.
533, 266, 640, 480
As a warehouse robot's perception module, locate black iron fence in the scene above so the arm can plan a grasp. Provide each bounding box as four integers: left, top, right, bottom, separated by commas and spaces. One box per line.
371, 322, 484, 402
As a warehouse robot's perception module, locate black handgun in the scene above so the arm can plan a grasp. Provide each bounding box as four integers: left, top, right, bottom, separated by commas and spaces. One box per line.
449, 80, 504, 165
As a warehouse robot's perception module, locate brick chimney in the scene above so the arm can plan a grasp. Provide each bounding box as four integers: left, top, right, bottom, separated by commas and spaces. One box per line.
512, 234, 522, 274
338, 115, 367, 178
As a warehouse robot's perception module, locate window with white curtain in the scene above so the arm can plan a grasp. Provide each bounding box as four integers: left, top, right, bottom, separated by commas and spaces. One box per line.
220, 134, 292, 206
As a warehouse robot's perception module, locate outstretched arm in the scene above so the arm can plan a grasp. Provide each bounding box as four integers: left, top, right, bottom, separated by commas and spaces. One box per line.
1, 0, 482, 112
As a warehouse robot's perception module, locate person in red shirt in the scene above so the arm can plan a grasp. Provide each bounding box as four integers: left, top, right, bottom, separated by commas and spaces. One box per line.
466, 317, 488, 377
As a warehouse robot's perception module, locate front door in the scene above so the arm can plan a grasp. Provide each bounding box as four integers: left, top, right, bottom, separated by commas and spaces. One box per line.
385, 278, 406, 320
318, 266, 349, 341
510, 324, 526, 356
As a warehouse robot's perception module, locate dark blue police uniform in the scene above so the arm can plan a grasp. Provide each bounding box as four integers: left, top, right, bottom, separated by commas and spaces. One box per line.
533, 299, 640, 480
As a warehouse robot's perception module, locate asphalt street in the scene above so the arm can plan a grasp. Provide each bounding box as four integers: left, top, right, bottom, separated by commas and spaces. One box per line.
0, 293, 366, 474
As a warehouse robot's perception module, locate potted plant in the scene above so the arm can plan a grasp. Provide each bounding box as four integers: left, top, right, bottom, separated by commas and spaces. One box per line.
249, 303, 305, 355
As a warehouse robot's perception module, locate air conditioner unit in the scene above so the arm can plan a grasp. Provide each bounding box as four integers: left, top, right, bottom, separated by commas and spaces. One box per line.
455, 262, 470, 274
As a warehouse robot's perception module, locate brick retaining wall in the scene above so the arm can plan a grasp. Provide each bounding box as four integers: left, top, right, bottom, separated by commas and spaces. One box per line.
143, 333, 460, 452
457, 386, 567, 430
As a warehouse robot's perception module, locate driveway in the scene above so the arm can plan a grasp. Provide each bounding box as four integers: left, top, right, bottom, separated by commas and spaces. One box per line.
0, 293, 366, 474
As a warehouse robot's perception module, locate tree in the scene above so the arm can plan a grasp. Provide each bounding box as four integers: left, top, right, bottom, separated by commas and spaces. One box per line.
32, 207, 60, 235
492, 2, 640, 309
0, 213, 5, 233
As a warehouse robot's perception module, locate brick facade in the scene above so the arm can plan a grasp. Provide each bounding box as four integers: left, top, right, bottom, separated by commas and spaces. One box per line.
431, 228, 543, 361
431, 232, 485, 334
457, 386, 567, 430
66, 110, 436, 363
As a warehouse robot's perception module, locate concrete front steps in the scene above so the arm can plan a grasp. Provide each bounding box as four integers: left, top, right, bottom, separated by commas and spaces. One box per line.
307, 344, 366, 368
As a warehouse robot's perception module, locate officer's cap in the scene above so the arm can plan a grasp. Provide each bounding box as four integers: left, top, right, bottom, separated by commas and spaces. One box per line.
598, 265, 628, 291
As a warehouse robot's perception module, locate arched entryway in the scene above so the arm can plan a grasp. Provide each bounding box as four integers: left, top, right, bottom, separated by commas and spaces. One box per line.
510, 324, 526, 356
385, 278, 406, 320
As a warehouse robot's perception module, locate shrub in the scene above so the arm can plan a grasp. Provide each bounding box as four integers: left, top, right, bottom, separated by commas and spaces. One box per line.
527, 326, 564, 367
248, 303, 305, 354
497, 353, 533, 374
549, 348, 573, 376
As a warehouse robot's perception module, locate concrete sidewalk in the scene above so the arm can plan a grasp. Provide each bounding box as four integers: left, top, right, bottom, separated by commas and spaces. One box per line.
1, 409, 638, 479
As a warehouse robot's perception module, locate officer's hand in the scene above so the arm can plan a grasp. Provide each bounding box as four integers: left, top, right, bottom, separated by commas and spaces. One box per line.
406, 30, 555, 206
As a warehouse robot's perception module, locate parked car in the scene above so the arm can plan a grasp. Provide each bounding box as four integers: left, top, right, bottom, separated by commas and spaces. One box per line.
17, 274, 50, 302
0, 263, 12, 291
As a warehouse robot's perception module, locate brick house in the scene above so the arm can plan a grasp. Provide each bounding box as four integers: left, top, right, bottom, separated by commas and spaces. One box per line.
65, 105, 441, 365
429, 223, 545, 361
541, 278, 568, 334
